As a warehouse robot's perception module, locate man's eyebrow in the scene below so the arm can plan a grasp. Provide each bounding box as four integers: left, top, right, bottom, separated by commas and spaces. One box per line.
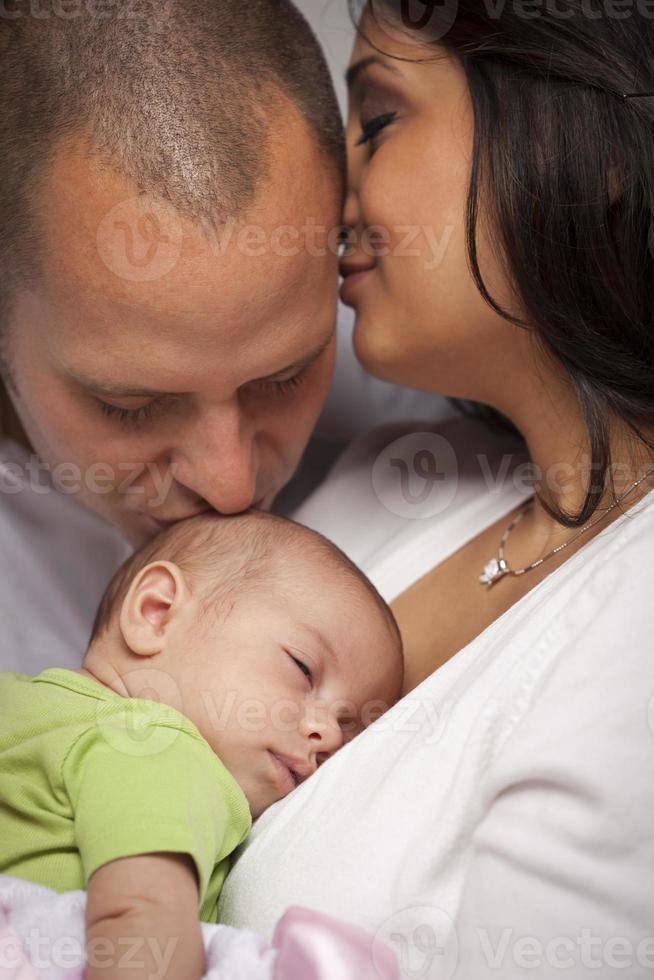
71, 378, 171, 398
345, 55, 402, 89
252, 330, 335, 384
68, 331, 335, 398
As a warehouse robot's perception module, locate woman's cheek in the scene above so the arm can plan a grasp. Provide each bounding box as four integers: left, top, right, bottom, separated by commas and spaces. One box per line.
358, 160, 399, 250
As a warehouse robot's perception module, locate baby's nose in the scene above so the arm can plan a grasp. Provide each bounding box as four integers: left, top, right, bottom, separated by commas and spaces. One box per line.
302, 703, 345, 758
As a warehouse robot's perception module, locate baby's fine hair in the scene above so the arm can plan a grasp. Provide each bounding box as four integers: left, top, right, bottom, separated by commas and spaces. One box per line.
89, 511, 402, 657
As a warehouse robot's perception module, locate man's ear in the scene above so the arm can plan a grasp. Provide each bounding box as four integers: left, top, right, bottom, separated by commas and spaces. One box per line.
119, 561, 190, 657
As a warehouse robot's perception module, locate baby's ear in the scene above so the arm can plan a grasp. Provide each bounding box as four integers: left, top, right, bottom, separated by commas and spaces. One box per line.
119, 561, 189, 657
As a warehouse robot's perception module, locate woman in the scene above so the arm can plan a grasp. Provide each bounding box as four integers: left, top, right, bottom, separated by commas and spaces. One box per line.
218, 2, 654, 976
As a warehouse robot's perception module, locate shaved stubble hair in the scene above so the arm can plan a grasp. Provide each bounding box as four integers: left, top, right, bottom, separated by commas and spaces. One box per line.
0, 0, 346, 333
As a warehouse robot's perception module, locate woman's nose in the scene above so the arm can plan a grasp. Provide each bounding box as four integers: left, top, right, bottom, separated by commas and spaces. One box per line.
342, 188, 360, 236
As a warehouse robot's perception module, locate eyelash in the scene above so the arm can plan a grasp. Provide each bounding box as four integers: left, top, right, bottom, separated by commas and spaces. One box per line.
356, 111, 397, 147
290, 654, 313, 684
97, 369, 309, 427
99, 400, 162, 427
255, 368, 308, 398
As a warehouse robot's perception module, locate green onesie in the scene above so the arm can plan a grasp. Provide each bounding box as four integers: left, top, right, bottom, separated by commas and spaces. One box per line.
0, 669, 251, 922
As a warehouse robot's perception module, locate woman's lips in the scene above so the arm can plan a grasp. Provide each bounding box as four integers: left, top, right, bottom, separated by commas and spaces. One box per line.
339, 264, 374, 304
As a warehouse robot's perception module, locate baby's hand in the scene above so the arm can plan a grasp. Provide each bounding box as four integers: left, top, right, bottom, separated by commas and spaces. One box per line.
85, 852, 204, 980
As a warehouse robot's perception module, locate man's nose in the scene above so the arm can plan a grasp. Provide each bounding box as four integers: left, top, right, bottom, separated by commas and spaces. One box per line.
170, 401, 258, 515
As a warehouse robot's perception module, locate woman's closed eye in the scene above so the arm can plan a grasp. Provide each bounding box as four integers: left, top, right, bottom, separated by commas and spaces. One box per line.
356, 111, 398, 148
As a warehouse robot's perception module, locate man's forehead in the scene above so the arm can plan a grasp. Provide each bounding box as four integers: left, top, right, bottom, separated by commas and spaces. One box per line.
31, 101, 341, 330
21, 132, 340, 382
13, 260, 337, 401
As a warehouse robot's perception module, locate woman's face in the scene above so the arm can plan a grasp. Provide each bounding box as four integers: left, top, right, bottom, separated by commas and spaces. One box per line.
342, 12, 527, 403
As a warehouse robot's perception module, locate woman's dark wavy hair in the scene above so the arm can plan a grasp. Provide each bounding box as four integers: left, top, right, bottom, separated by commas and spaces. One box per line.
349, 0, 654, 527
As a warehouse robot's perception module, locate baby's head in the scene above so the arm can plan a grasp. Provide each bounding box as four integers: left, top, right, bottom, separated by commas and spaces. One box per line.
85, 512, 403, 817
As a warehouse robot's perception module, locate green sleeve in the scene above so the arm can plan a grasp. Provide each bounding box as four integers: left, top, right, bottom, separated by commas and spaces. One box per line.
61, 701, 249, 908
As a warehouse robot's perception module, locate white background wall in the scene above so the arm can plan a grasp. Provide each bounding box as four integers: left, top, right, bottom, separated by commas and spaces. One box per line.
291, 0, 450, 443
297, 0, 354, 112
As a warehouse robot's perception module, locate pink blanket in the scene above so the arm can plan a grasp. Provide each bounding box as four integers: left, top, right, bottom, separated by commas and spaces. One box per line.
0, 877, 399, 980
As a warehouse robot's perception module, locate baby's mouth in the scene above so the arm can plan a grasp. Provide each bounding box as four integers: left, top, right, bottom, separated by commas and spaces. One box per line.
269, 752, 315, 793
269, 753, 297, 795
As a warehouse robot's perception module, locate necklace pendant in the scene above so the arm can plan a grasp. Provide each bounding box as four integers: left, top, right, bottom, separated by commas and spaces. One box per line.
479, 557, 510, 588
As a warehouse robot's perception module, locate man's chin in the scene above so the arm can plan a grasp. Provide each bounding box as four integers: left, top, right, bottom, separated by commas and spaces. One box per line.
90, 503, 152, 548
120, 518, 158, 548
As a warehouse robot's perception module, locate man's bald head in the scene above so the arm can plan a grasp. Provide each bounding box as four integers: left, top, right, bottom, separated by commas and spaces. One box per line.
0, 0, 345, 323
0, 0, 344, 540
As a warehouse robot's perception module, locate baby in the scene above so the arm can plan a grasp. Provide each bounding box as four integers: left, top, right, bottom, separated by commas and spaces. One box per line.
0, 511, 403, 980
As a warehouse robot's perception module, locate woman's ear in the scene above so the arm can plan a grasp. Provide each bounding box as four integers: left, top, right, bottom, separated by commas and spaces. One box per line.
119, 561, 190, 657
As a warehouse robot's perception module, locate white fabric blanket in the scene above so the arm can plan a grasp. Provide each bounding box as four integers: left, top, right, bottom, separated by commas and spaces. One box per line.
0, 876, 274, 980
0, 876, 399, 980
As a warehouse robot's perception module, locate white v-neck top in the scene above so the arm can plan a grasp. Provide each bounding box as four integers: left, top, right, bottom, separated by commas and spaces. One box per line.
218, 418, 654, 979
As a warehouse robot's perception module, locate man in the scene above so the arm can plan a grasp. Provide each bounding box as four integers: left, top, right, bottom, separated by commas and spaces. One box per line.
0, 0, 345, 669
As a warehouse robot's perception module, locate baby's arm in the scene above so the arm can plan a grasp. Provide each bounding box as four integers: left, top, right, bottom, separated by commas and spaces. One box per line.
85, 852, 205, 980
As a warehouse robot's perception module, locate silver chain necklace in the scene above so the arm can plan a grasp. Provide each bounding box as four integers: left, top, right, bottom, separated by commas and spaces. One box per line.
479, 464, 654, 588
